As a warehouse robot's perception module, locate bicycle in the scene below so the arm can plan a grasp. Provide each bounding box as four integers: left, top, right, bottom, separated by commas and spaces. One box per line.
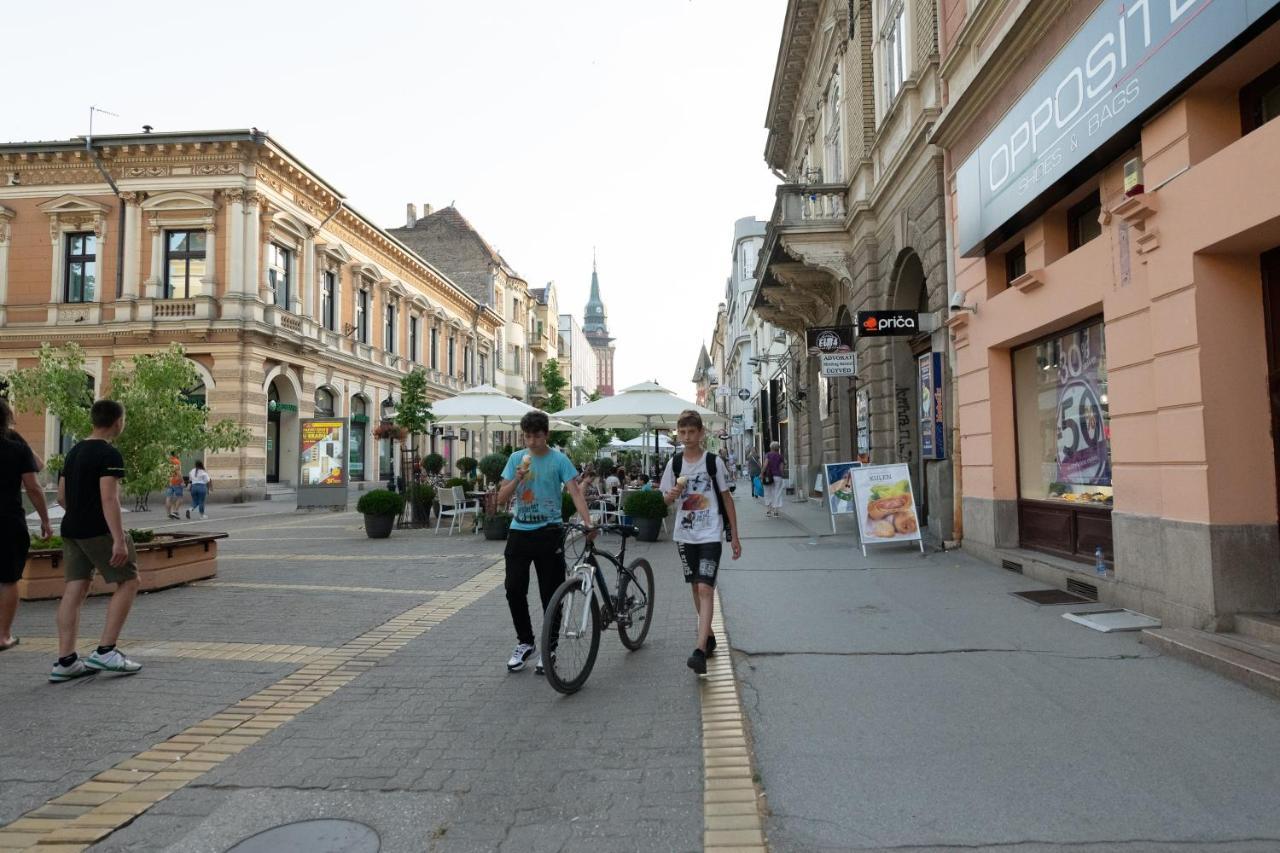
539, 522, 655, 694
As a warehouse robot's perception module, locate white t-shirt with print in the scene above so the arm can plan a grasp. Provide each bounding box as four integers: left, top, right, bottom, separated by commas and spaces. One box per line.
659, 452, 730, 545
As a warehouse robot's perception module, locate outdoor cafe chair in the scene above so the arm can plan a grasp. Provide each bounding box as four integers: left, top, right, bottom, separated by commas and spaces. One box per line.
436, 485, 480, 535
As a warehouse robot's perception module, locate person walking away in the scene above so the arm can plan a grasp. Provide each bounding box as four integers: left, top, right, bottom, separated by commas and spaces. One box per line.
763, 441, 786, 518
660, 410, 742, 675
747, 449, 763, 499
164, 452, 184, 519
1, 398, 53, 652
51, 400, 142, 682
496, 411, 595, 675
187, 461, 210, 519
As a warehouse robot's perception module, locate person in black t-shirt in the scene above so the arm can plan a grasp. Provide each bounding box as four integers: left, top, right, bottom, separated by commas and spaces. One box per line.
1, 398, 53, 652
51, 399, 143, 683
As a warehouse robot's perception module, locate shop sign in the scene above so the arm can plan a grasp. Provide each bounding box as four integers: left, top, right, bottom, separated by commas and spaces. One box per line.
820, 352, 857, 377
851, 464, 924, 554
857, 310, 919, 337
856, 388, 870, 456
806, 325, 855, 354
715, 385, 732, 398
737, 388, 752, 401
918, 353, 945, 460
298, 418, 349, 509
955, 0, 1280, 256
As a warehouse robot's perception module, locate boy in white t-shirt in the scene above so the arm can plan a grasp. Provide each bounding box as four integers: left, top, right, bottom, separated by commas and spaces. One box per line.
659, 410, 742, 675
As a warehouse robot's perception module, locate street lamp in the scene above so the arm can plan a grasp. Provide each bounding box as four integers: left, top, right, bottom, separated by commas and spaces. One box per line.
380, 395, 398, 489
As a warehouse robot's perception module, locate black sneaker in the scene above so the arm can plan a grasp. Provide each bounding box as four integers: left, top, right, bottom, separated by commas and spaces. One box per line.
185, 509, 191, 519
705, 634, 717, 657
687, 648, 707, 675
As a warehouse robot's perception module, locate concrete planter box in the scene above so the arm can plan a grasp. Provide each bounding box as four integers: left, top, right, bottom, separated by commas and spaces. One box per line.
18, 532, 227, 601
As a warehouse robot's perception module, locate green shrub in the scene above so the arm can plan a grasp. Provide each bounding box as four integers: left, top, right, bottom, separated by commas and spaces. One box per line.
443, 477, 471, 490
456, 456, 478, 475
357, 489, 405, 516
128, 528, 155, 543
423, 453, 445, 475
501, 444, 514, 456
406, 483, 436, 509
31, 535, 63, 550
623, 489, 668, 520
478, 452, 508, 485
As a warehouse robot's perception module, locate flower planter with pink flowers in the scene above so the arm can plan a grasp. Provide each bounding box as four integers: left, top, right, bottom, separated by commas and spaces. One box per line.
18, 532, 227, 601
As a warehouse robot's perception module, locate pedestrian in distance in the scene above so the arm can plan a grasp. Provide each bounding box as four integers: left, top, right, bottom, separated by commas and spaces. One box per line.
187, 460, 210, 519
1, 398, 53, 652
747, 448, 763, 499
659, 410, 742, 675
50, 399, 143, 682
496, 411, 596, 675
763, 441, 785, 518
164, 451, 184, 519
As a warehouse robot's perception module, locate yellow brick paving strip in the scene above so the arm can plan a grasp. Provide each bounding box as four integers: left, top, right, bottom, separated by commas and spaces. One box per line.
7, 638, 335, 664
0, 561, 505, 852
194, 581, 446, 596
701, 589, 769, 852
215, 554, 473, 562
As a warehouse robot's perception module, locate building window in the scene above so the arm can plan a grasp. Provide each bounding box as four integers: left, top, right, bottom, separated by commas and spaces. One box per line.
165, 230, 206, 298
448, 332, 456, 375
1067, 191, 1103, 252
384, 303, 396, 354
267, 243, 292, 309
496, 330, 505, 369
321, 271, 336, 331
514, 346, 523, 378
314, 387, 335, 417
356, 289, 370, 344
740, 240, 758, 280
479, 353, 487, 384
1014, 323, 1113, 504
63, 232, 96, 303
409, 316, 419, 363
824, 73, 843, 183
1005, 243, 1027, 286
881, 3, 906, 107
430, 326, 439, 369
1242, 60, 1280, 134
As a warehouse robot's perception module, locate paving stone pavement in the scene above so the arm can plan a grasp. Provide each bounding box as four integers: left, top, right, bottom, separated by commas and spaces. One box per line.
1, 506, 714, 852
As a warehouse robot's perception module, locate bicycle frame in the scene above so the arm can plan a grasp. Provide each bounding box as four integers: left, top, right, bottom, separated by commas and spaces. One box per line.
561, 529, 634, 634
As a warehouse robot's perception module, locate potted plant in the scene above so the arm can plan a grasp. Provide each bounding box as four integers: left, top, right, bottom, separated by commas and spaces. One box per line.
623, 489, 668, 542
478, 452, 507, 488
423, 453, 445, 476
357, 489, 404, 539
406, 483, 436, 526
456, 456, 478, 478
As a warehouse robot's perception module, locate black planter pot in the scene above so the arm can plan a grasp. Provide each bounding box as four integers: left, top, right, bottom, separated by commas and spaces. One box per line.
634, 517, 662, 542
482, 516, 512, 541
363, 513, 395, 539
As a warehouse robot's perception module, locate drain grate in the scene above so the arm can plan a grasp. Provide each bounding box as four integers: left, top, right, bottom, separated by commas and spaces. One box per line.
1010, 588, 1094, 606
1066, 578, 1100, 601
1002, 560, 1024, 574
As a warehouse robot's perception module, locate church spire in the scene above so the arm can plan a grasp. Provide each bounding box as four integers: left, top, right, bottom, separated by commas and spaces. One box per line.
583, 251, 610, 341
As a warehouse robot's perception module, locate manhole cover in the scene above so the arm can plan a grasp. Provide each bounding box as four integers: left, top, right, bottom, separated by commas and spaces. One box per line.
1010, 588, 1093, 606
226, 819, 379, 853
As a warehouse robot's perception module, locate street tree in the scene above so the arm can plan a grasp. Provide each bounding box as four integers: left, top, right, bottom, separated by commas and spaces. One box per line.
3, 342, 95, 470
395, 367, 435, 437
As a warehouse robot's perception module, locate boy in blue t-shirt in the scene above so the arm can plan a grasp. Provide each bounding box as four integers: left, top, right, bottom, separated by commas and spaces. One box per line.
496, 411, 595, 674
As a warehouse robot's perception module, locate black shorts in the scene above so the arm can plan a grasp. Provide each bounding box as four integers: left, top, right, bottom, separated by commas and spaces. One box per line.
676, 541, 722, 587
3, 519, 30, 584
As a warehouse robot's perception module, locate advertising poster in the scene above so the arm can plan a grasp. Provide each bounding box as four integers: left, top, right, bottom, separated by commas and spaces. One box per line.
300, 419, 346, 487
824, 461, 862, 516
1054, 327, 1110, 486
919, 352, 945, 460
851, 463, 923, 553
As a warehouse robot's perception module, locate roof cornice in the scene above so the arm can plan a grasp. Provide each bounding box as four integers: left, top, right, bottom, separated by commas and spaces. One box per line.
763, 0, 823, 171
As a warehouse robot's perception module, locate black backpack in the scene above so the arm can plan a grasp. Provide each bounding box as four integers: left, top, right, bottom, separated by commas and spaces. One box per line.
671, 452, 731, 542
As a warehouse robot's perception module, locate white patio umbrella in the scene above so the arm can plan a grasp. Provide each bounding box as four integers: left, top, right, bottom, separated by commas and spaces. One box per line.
620, 431, 673, 450
430, 385, 579, 456
552, 381, 724, 472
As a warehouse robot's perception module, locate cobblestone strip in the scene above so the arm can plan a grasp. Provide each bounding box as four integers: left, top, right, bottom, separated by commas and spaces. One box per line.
701, 589, 769, 852
0, 561, 505, 852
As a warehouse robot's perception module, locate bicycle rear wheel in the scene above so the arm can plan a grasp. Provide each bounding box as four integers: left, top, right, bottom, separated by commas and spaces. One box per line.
617, 558, 655, 650
540, 575, 601, 694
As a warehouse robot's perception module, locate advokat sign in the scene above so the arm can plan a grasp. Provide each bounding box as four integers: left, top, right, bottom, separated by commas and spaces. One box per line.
955, 0, 1280, 256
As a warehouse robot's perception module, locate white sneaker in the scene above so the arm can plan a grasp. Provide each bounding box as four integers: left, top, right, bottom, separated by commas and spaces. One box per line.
534, 653, 544, 675
49, 658, 95, 683
85, 648, 142, 675
200, 511, 208, 519
506, 642, 535, 672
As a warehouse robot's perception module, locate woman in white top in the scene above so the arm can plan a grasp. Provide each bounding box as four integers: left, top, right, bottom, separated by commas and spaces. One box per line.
187, 461, 211, 519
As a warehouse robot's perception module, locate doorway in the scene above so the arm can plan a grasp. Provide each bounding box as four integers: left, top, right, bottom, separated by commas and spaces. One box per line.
1262, 248, 1280, 524
267, 383, 281, 484
891, 251, 929, 523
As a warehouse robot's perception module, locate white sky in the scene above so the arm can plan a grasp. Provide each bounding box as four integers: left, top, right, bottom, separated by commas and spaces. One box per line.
3, 0, 783, 399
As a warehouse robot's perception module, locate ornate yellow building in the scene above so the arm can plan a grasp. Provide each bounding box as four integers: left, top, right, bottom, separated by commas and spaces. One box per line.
0, 129, 500, 499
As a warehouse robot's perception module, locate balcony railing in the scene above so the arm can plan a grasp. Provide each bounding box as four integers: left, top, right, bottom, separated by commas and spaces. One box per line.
772, 182, 847, 227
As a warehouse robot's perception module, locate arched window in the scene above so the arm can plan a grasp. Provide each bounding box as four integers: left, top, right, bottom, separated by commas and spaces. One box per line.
315, 387, 335, 417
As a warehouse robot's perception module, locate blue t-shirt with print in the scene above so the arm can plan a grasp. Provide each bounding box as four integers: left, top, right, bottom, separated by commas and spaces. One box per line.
502, 448, 579, 531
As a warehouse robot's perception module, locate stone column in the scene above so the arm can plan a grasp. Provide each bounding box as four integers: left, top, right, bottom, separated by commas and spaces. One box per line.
119, 193, 142, 300
301, 229, 316, 318
144, 218, 163, 298
223, 189, 244, 297
201, 222, 216, 294
243, 192, 261, 301
0, 207, 12, 326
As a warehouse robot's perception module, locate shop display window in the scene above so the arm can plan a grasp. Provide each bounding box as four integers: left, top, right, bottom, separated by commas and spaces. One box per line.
1014, 322, 1112, 508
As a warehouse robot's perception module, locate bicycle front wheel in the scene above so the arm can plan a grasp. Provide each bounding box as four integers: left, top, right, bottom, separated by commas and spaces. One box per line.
540, 575, 601, 694
617, 558, 655, 650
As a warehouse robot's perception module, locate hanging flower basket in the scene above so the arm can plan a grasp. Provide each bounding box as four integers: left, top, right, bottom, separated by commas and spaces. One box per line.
373, 423, 408, 440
